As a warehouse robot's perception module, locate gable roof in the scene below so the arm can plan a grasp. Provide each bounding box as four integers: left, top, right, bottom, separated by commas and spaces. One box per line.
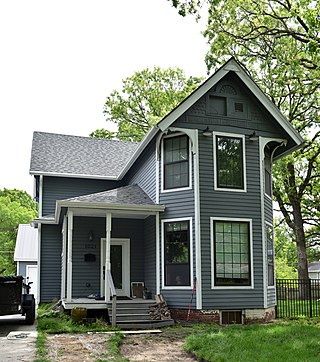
157, 58, 304, 151
30, 132, 139, 179
14, 224, 38, 262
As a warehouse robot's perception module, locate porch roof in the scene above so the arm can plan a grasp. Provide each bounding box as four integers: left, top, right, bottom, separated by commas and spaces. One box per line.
60, 185, 157, 206
35, 185, 165, 224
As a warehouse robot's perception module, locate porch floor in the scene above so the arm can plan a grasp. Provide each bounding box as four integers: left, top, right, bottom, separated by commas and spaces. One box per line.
61, 298, 156, 310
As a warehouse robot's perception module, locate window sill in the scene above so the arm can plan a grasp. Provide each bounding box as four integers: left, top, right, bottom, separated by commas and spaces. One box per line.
161, 286, 192, 290
161, 186, 192, 193
214, 187, 247, 193
264, 193, 273, 201
211, 285, 254, 290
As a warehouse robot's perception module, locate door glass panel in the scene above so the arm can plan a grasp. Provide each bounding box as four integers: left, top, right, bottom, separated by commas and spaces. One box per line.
111, 245, 122, 289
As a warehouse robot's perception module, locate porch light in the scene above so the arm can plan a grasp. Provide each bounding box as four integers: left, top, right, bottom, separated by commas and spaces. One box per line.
202, 127, 212, 137
249, 131, 259, 141
88, 231, 94, 241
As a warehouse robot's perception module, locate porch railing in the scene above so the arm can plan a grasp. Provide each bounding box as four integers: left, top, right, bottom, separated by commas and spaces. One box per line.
106, 270, 117, 327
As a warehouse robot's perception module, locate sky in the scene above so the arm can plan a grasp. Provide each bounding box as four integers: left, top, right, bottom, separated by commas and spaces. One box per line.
0, 0, 209, 196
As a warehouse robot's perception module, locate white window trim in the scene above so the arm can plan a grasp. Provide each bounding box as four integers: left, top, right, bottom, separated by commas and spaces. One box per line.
210, 217, 254, 290
213, 132, 247, 192
265, 221, 276, 289
160, 133, 193, 193
161, 217, 193, 290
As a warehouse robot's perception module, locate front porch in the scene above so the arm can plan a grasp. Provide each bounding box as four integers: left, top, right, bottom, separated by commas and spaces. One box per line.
58, 185, 165, 305
61, 297, 174, 329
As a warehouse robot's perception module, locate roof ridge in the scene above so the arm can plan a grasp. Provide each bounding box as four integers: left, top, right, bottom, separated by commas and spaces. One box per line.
33, 131, 140, 145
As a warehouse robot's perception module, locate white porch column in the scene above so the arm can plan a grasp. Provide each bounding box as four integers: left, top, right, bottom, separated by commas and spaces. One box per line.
156, 212, 160, 294
61, 215, 67, 299
66, 210, 73, 302
105, 212, 112, 302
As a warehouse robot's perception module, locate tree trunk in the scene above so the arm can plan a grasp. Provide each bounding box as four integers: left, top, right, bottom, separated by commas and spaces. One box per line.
295, 220, 309, 280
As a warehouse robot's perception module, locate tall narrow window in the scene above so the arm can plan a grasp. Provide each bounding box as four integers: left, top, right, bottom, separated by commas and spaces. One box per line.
213, 220, 251, 286
216, 135, 244, 190
164, 220, 191, 286
266, 224, 275, 286
163, 135, 189, 190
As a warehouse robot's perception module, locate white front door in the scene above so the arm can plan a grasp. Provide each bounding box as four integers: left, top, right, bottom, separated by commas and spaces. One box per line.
26, 265, 38, 302
100, 238, 130, 297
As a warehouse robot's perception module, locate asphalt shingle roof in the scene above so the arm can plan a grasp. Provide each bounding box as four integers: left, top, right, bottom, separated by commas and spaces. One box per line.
62, 185, 155, 206
30, 132, 139, 178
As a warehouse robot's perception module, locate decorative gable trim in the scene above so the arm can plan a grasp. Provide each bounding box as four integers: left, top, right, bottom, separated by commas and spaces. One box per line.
157, 58, 303, 149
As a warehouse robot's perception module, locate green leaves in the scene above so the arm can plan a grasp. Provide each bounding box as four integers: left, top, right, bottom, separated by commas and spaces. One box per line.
91, 67, 203, 142
0, 189, 38, 275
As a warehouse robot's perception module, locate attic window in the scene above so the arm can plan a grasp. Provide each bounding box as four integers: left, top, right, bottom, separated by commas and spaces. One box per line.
234, 102, 244, 112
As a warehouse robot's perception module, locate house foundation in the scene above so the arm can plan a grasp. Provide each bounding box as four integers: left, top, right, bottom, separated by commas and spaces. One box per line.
170, 307, 275, 325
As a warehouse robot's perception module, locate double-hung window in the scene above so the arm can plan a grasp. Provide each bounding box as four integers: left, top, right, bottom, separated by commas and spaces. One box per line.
212, 219, 251, 287
266, 224, 275, 286
163, 220, 191, 287
214, 134, 245, 191
163, 135, 190, 190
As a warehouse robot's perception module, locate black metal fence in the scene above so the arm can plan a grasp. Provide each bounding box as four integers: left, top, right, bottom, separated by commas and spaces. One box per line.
276, 279, 320, 318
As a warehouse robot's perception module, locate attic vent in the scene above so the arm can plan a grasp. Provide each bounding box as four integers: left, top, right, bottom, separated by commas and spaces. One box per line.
235, 102, 244, 112
221, 310, 243, 324
220, 85, 237, 95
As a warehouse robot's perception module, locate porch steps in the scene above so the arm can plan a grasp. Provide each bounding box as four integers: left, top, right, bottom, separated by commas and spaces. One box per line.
107, 299, 174, 329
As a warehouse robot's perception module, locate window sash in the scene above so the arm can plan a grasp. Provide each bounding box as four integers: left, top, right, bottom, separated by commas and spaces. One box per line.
164, 221, 191, 286
216, 136, 244, 189
163, 135, 189, 190
213, 221, 251, 286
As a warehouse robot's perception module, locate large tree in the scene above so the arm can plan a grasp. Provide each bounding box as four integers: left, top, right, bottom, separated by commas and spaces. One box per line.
0, 189, 38, 275
91, 66, 203, 142
170, 0, 320, 279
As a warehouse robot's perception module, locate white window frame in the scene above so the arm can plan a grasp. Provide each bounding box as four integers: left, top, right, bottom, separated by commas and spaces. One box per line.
265, 221, 275, 289
210, 217, 254, 289
213, 132, 247, 192
161, 217, 193, 290
161, 133, 192, 193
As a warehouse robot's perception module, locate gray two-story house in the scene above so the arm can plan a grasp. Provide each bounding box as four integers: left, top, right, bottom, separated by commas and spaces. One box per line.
30, 58, 303, 325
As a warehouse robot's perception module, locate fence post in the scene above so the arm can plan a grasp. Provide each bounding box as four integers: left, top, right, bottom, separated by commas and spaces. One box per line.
309, 278, 312, 318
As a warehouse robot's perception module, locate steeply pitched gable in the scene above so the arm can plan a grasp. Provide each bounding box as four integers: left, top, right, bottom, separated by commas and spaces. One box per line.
157, 58, 304, 157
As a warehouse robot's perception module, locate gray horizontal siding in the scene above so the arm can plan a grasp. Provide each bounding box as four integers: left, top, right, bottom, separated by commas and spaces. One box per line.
71, 217, 103, 298
42, 177, 120, 215
267, 287, 276, 307
71, 217, 145, 298
143, 216, 156, 296
124, 139, 157, 202
40, 224, 62, 302
199, 135, 264, 309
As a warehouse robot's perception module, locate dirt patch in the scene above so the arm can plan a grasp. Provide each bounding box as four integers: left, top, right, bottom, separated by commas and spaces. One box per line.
45, 328, 197, 362
46, 333, 111, 361
121, 336, 196, 361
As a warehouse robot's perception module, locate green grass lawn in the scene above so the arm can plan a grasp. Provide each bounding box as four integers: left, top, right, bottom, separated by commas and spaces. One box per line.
184, 321, 320, 362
